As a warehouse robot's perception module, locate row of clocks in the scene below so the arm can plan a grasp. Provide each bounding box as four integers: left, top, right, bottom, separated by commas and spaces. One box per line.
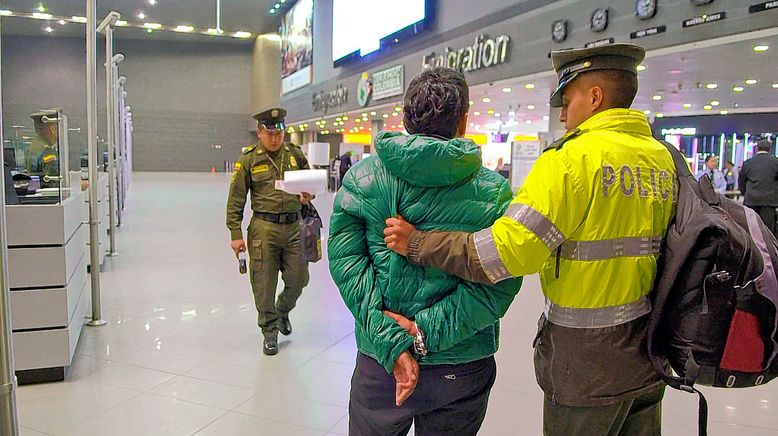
553, 0, 717, 43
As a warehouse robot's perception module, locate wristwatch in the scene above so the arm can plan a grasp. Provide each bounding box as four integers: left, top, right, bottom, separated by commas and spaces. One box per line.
413, 322, 428, 357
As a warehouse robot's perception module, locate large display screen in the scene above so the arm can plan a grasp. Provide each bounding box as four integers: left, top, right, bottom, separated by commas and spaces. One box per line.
281, 0, 314, 94
332, 0, 433, 66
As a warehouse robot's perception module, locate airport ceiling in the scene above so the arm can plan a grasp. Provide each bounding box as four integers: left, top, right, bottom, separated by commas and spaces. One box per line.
290, 31, 778, 135
0, 0, 286, 43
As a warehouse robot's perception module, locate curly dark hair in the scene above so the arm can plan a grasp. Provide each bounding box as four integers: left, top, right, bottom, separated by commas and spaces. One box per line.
403, 67, 469, 139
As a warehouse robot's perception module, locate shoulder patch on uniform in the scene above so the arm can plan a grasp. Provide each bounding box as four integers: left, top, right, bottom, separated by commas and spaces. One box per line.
544, 128, 582, 153
43, 154, 57, 163
284, 146, 290, 152
242, 145, 256, 155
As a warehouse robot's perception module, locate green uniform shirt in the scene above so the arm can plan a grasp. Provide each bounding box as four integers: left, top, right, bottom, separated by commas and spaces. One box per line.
226, 142, 310, 240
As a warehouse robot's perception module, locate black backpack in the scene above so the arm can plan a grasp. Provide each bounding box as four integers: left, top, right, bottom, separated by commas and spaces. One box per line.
648, 143, 778, 435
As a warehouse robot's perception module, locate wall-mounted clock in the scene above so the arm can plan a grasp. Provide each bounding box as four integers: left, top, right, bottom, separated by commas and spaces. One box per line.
636, 0, 658, 20
552, 20, 568, 43
591, 8, 609, 32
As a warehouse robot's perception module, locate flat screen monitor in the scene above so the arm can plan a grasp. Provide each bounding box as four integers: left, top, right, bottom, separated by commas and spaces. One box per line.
332, 0, 434, 66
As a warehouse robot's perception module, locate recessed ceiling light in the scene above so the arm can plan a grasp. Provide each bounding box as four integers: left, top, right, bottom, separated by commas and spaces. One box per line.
32, 12, 53, 20
543, 115, 550, 121
391, 112, 399, 117
207, 28, 224, 35
637, 65, 646, 72
148, 0, 157, 5
719, 110, 729, 115
342, 116, 348, 121
58, 19, 66, 25
115, 19, 128, 26
502, 87, 512, 93
705, 83, 718, 89
527, 104, 536, 110
745, 79, 758, 85
394, 106, 402, 112
683, 103, 692, 109
0, 10, 12, 16
753, 45, 769, 52
526, 120, 533, 124
733, 86, 744, 93
772, 83, 778, 89
494, 113, 501, 117
643, 109, 652, 115
137, 12, 146, 19
482, 97, 491, 103
487, 109, 495, 114
652, 95, 662, 101
710, 100, 720, 106
468, 100, 474, 106
144, 22, 162, 29
382, 113, 389, 119
174, 25, 194, 33
355, 118, 361, 123
508, 111, 516, 116
361, 113, 367, 117
524, 83, 536, 90
269, 9, 276, 14
473, 111, 481, 116
44, 26, 53, 33
656, 113, 664, 118
370, 111, 376, 116
704, 105, 712, 110
234, 31, 252, 38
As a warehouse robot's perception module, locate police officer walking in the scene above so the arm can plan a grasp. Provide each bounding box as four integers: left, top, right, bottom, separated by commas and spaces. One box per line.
385, 44, 677, 435
227, 107, 311, 356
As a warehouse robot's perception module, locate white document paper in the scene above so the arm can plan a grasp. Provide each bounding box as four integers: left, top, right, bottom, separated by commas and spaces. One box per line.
278, 169, 328, 195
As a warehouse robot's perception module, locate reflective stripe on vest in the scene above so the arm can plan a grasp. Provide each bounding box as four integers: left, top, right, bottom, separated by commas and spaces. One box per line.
504, 203, 566, 251
474, 203, 567, 284
474, 228, 513, 283
544, 296, 652, 329
559, 237, 662, 261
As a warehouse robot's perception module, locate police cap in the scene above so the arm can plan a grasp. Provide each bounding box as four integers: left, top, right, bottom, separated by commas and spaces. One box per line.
549, 43, 645, 108
252, 107, 287, 131
29, 111, 59, 124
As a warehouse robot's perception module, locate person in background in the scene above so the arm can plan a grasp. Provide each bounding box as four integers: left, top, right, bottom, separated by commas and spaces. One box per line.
384, 44, 676, 435
738, 140, 778, 236
329, 67, 522, 435
724, 160, 738, 191
337, 151, 353, 181
696, 155, 727, 194
226, 107, 312, 356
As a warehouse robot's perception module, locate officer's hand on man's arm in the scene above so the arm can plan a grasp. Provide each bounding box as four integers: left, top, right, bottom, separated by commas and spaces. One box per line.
384, 215, 416, 256
383, 310, 418, 336
231, 239, 246, 257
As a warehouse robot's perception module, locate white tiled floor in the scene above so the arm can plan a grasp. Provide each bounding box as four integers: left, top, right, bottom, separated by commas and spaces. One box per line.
16, 172, 778, 435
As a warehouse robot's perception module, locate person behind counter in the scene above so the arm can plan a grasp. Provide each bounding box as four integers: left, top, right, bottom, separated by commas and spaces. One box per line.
27, 112, 60, 188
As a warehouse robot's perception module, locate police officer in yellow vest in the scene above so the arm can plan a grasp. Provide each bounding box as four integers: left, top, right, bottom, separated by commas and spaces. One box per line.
227, 107, 311, 356
384, 44, 677, 435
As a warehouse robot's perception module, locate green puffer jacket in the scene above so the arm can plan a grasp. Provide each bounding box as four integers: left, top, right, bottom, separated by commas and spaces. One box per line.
328, 131, 523, 373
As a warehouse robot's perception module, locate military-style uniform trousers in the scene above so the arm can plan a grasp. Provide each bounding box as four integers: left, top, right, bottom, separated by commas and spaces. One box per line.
247, 215, 309, 335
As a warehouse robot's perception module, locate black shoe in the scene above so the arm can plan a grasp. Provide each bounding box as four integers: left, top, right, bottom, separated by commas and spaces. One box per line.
263, 335, 278, 356
279, 316, 292, 336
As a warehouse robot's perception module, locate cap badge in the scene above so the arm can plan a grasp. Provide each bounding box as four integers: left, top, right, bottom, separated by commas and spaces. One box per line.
583, 61, 592, 68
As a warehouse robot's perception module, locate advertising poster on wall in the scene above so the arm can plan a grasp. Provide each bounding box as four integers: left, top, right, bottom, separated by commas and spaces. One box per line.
510, 140, 541, 189
281, 0, 314, 95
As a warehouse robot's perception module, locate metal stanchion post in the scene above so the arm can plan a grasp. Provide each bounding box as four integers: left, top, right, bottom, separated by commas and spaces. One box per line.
98, 12, 120, 257
116, 77, 127, 224
86, 0, 106, 327
0, 17, 20, 435
0, 18, 21, 436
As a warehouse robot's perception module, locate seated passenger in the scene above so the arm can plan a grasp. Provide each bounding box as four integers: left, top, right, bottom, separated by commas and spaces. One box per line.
328, 67, 523, 435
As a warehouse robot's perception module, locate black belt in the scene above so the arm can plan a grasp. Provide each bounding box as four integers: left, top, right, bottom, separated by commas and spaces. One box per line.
254, 211, 300, 224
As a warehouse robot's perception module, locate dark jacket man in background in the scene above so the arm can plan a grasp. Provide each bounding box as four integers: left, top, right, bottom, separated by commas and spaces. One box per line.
739, 140, 778, 235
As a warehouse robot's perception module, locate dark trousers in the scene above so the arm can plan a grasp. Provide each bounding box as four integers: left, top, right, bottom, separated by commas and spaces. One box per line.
543, 388, 665, 436
349, 353, 496, 436
751, 206, 777, 237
